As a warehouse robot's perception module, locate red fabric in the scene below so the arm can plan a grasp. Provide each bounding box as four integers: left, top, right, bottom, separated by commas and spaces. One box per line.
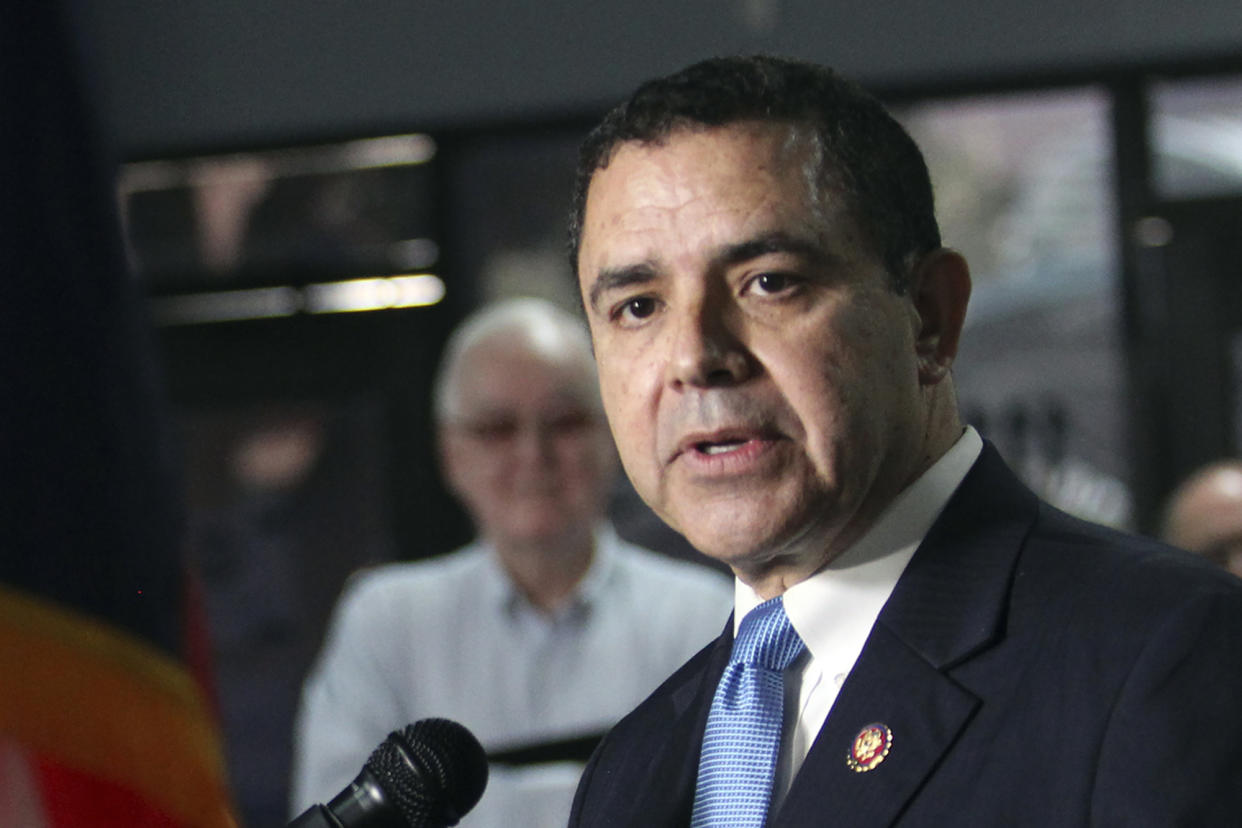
34, 759, 183, 828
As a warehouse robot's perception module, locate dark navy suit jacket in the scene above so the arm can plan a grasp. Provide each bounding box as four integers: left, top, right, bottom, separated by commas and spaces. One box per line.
569, 444, 1242, 826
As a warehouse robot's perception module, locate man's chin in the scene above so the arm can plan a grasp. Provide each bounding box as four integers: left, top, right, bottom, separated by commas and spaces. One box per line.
676, 516, 817, 577
497, 518, 592, 550
679, 530, 773, 571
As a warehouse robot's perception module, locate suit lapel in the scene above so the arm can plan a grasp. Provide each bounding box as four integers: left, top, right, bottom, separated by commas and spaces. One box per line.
611, 619, 734, 827
775, 624, 979, 827
774, 443, 1037, 827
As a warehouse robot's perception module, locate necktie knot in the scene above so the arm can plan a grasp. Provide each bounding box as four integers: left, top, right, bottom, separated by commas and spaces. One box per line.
731, 597, 804, 672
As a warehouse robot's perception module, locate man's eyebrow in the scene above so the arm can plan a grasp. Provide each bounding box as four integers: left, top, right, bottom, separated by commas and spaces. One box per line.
718, 232, 830, 268
586, 233, 830, 311
587, 263, 657, 312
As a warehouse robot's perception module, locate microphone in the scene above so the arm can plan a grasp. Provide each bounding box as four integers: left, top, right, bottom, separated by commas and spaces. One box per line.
289, 718, 489, 828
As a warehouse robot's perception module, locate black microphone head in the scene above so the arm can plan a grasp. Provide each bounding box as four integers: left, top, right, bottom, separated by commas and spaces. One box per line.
364, 718, 489, 827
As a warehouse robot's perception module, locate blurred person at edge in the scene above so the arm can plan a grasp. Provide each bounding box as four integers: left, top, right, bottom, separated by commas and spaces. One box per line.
290, 297, 732, 826
566, 54, 1242, 827
1162, 460, 1242, 577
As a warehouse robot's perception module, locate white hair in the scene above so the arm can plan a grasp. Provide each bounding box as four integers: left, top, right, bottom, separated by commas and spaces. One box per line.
432, 297, 599, 423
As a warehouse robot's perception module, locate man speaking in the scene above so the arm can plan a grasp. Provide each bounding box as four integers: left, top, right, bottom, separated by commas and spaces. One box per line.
567, 54, 1242, 826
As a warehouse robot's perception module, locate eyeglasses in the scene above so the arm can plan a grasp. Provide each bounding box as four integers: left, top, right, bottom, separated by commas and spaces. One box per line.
449, 410, 600, 445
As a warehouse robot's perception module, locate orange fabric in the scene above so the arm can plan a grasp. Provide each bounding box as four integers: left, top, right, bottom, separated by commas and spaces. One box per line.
0, 585, 236, 828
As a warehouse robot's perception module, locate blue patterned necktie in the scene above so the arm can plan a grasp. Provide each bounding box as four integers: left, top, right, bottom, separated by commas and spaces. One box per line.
691, 596, 806, 827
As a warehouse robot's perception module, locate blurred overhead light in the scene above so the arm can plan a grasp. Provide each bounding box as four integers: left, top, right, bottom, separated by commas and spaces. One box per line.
341, 135, 436, 169
305, 274, 445, 314
151, 275, 445, 326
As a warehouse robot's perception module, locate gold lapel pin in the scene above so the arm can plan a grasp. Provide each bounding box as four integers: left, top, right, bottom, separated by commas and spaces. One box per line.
846, 723, 892, 772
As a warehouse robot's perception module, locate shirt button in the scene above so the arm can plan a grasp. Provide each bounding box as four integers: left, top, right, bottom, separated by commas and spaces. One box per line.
834, 673, 847, 687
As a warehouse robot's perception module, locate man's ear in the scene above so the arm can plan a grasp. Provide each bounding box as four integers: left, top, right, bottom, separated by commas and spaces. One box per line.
910, 248, 971, 386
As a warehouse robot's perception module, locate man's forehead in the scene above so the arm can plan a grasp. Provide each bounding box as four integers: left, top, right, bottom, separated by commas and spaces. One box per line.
580, 132, 841, 264
458, 340, 598, 403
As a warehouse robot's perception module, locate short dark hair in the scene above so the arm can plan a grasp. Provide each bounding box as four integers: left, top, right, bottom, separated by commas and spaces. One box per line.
568, 55, 941, 292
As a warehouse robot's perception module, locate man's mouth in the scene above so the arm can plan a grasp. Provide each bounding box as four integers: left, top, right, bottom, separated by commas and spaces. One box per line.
698, 439, 749, 456
672, 427, 779, 465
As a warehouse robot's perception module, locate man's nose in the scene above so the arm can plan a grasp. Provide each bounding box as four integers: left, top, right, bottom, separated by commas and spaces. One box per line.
666, 300, 751, 390
510, 421, 553, 463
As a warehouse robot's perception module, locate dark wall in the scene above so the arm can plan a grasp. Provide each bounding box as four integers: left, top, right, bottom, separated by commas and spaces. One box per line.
81, 0, 1242, 157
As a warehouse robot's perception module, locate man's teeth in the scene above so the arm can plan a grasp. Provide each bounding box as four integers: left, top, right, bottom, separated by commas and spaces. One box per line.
702, 440, 745, 455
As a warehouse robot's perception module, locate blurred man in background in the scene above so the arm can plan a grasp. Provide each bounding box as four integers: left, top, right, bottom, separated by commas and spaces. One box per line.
290, 297, 732, 826
1161, 459, 1242, 577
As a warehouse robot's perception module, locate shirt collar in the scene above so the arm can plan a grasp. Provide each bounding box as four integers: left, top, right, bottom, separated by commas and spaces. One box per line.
734, 426, 983, 642
481, 524, 620, 621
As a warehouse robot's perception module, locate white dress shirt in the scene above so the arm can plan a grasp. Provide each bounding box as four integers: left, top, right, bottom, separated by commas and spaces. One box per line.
291, 524, 732, 827
731, 427, 983, 809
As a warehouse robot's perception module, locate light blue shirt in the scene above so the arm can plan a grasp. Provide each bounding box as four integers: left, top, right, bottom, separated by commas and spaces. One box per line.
291, 525, 733, 827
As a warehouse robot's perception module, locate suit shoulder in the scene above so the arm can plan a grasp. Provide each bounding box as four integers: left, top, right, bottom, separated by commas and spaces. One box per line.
594, 632, 721, 742
1021, 503, 1242, 618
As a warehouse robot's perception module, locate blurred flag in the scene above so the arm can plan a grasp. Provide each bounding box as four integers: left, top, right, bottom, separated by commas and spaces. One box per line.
0, 2, 236, 825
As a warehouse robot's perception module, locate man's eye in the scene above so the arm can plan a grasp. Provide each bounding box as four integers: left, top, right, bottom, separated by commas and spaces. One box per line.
752, 272, 794, 295
546, 411, 595, 435
617, 296, 658, 322
463, 420, 518, 442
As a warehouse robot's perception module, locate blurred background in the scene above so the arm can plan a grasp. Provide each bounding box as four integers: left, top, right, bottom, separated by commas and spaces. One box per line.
27, 1, 1242, 824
